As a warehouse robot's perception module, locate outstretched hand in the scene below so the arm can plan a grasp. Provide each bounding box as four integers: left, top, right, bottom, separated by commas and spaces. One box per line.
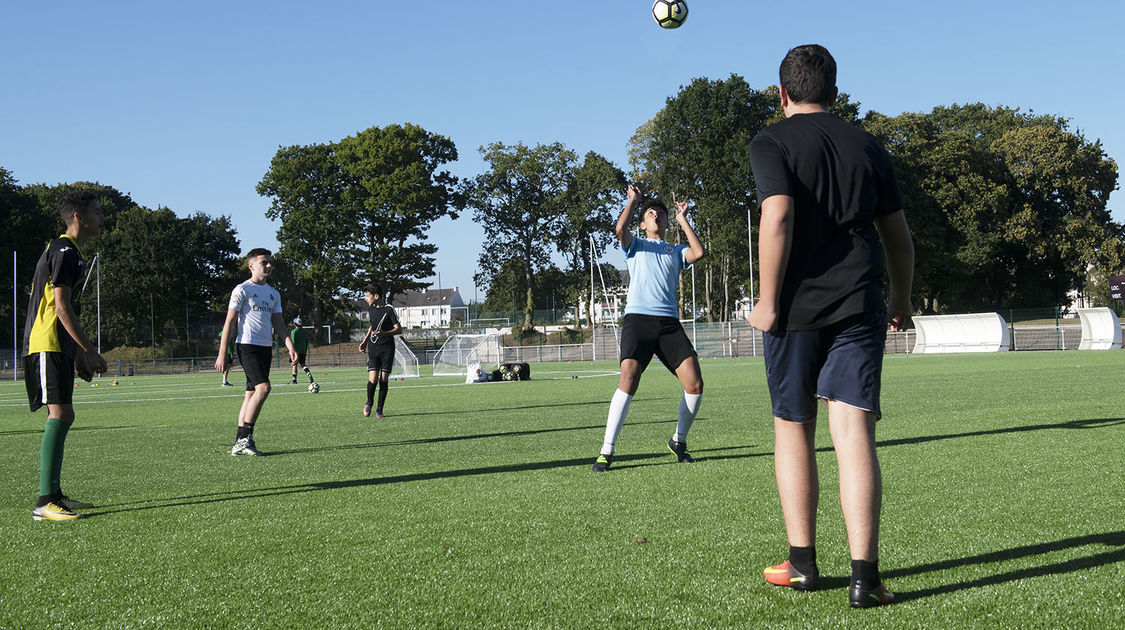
675, 200, 690, 221
626, 184, 642, 204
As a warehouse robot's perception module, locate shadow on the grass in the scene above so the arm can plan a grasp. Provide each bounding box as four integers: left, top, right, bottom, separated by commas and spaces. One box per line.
872, 417, 1125, 451
398, 396, 673, 418
889, 530, 1125, 602
77, 444, 757, 517
0, 425, 135, 437
265, 419, 671, 456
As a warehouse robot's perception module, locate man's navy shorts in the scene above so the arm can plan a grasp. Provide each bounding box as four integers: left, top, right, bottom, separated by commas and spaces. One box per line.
762, 310, 887, 423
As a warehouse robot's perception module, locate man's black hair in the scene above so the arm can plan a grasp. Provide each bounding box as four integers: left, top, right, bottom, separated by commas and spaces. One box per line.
57, 190, 97, 222
779, 44, 837, 107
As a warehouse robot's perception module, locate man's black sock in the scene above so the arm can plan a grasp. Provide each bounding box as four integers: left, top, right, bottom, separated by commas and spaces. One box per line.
851, 559, 880, 590
788, 545, 817, 575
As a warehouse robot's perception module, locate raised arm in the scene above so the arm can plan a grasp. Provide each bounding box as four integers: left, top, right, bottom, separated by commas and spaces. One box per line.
615, 185, 644, 251
747, 194, 794, 334
674, 201, 705, 264
874, 210, 915, 331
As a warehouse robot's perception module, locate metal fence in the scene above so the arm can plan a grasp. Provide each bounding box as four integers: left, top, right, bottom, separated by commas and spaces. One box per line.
1, 318, 1120, 380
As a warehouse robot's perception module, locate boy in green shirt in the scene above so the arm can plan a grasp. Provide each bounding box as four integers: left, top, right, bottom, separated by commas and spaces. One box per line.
289, 317, 315, 385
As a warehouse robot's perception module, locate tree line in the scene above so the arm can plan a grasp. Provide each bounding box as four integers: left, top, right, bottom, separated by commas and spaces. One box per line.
4, 75, 1122, 351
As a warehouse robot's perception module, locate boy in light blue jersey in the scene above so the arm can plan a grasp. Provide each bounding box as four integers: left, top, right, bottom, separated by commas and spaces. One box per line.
592, 185, 706, 472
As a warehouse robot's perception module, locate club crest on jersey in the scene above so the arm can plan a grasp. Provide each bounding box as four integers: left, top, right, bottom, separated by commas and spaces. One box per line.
664, 244, 674, 253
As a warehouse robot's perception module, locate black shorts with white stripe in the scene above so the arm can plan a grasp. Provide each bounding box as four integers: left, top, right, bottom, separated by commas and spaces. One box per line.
24, 352, 74, 412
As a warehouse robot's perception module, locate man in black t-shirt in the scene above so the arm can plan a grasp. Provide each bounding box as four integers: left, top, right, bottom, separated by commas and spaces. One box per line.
358, 283, 401, 418
747, 44, 914, 609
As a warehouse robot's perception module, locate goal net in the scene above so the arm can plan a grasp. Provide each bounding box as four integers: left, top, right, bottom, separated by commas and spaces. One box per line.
432, 333, 501, 376
392, 337, 420, 378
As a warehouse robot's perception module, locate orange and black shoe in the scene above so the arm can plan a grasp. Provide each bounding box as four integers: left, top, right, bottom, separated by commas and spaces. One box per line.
849, 582, 895, 608
763, 560, 819, 591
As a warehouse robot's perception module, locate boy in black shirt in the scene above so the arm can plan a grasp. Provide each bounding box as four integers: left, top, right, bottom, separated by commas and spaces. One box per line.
358, 283, 401, 418
23, 190, 108, 521
748, 44, 914, 608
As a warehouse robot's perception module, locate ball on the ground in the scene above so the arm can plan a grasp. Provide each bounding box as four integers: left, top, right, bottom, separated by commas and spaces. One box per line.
308, 382, 320, 394
652, 0, 688, 28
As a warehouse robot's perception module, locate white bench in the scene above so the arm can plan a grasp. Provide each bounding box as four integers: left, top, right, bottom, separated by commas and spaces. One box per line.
1077, 307, 1122, 350
912, 313, 1010, 354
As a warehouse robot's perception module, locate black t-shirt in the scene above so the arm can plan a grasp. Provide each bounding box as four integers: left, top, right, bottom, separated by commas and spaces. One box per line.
749, 112, 902, 330
366, 305, 399, 351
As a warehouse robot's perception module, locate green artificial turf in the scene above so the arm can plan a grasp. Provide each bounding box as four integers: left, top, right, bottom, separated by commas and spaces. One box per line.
1, 352, 1122, 628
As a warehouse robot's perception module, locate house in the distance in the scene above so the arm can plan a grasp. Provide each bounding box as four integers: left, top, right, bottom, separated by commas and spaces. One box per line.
390, 287, 468, 328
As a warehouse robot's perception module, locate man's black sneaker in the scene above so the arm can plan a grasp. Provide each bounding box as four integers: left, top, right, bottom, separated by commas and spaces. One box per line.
668, 438, 694, 463
849, 582, 894, 608
592, 454, 613, 472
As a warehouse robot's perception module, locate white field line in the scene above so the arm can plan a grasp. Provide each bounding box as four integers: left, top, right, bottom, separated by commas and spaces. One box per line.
0, 371, 621, 407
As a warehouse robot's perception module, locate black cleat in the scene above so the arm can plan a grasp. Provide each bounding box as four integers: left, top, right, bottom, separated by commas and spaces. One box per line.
849, 582, 895, 608
668, 438, 694, 463
592, 454, 613, 472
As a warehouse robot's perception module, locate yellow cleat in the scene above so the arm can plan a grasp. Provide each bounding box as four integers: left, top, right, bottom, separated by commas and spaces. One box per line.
32, 501, 79, 521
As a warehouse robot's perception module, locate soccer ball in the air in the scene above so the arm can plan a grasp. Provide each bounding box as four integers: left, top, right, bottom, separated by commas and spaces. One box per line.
652, 0, 688, 29
308, 382, 320, 394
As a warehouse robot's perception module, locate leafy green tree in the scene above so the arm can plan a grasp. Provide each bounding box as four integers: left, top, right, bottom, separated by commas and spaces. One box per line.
557, 152, 625, 329
1, 167, 54, 334
866, 104, 1121, 310
258, 142, 356, 335
258, 124, 463, 337
470, 142, 577, 330
336, 124, 464, 303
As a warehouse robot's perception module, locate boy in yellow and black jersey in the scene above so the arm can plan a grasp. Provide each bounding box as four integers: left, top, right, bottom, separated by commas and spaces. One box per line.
22, 190, 108, 522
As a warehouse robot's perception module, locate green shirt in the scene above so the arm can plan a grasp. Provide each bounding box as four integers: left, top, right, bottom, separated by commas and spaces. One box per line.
290, 326, 309, 353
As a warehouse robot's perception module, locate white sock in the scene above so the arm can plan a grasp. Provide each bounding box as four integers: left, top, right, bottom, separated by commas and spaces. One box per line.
673, 392, 702, 443
601, 389, 633, 455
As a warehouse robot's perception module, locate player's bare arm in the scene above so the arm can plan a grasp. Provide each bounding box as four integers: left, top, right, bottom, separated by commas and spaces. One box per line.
53, 285, 107, 378
214, 309, 238, 372
675, 200, 706, 264
615, 184, 644, 250
273, 312, 298, 363
875, 209, 915, 332
748, 194, 794, 334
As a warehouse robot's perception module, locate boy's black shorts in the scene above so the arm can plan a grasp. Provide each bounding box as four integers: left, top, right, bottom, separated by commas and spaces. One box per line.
236, 343, 273, 391
366, 345, 395, 373
619, 313, 697, 374
24, 352, 74, 412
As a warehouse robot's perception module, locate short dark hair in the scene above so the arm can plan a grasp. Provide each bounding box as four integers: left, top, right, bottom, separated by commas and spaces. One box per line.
639, 198, 669, 219
246, 247, 272, 261
57, 190, 97, 222
779, 44, 837, 107
365, 283, 382, 296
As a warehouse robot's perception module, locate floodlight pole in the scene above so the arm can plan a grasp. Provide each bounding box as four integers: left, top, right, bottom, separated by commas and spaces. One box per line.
12, 251, 16, 381
590, 235, 596, 361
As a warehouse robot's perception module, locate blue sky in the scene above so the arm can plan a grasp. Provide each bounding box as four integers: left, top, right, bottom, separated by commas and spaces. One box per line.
4, 1, 1123, 300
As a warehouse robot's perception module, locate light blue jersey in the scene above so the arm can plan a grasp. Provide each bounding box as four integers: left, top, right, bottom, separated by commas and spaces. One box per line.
623, 236, 692, 318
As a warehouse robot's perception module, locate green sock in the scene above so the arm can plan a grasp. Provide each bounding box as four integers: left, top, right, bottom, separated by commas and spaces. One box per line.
39, 418, 71, 498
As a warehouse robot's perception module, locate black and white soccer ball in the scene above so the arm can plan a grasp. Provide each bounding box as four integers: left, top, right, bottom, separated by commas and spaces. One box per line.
652, 0, 688, 29
308, 382, 320, 394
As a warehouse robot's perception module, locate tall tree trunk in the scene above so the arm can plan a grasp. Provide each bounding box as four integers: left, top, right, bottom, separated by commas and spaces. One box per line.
523, 257, 534, 329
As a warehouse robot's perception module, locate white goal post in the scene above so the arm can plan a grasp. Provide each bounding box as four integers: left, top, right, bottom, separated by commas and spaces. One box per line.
432, 333, 501, 376
392, 336, 420, 378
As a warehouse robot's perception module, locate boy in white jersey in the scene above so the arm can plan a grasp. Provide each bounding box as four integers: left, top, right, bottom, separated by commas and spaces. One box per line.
214, 248, 298, 455
592, 185, 705, 472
